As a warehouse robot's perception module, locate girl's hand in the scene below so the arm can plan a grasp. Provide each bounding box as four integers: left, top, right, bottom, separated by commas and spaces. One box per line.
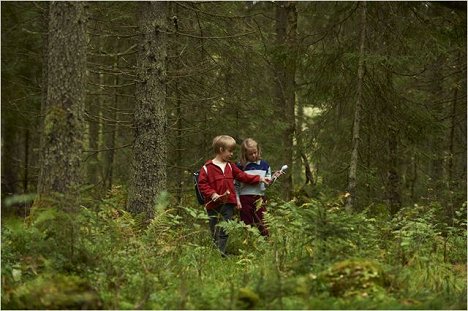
236, 196, 242, 210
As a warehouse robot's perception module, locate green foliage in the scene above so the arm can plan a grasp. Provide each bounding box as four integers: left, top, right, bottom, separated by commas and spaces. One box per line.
2, 194, 466, 309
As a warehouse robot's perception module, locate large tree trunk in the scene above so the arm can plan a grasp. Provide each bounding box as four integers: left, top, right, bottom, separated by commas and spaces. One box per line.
274, 2, 297, 200
345, 1, 367, 211
127, 2, 168, 220
35, 2, 87, 210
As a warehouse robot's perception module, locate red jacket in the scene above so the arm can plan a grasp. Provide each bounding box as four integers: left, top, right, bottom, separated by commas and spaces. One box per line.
198, 160, 261, 209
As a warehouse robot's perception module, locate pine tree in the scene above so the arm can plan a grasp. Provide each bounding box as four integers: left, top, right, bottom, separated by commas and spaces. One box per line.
35, 2, 87, 210
126, 2, 168, 220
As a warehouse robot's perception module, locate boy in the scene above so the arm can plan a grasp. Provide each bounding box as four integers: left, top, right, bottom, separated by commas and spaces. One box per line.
197, 135, 270, 256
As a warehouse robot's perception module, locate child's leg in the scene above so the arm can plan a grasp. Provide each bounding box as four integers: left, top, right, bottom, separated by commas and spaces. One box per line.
207, 206, 221, 245
251, 196, 269, 236
239, 195, 256, 225
207, 204, 234, 255
255, 205, 269, 237
217, 204, 234, 255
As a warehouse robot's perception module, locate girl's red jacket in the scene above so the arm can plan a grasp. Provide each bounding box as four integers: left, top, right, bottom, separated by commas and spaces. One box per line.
198, 160, 261, 209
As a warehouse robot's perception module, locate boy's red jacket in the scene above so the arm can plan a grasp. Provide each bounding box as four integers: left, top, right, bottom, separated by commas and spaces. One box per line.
198, 160, 261, 209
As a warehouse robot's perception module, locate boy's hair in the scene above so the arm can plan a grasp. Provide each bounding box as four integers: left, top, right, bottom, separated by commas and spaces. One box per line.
240, 138, 261, 167
212, 135, 236, 154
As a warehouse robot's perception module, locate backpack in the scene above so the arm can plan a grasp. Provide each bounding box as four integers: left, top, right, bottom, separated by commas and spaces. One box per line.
193, 166, 207, 205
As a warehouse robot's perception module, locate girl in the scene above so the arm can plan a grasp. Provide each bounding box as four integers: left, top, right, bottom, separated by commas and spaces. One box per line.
236, 138, 271, 236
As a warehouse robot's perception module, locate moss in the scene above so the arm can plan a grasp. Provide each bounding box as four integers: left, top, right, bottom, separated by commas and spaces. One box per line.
7, 273, 102, 309
319, 259, 386, 298
237, 287, 259, 309
43, 106, 66, 137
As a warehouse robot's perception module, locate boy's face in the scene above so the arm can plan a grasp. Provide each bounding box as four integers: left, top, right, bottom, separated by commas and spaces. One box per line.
245, 147, 258, 162
220, 147, 234, 162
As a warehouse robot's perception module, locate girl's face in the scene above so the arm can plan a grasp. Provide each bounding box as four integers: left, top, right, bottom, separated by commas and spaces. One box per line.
245, 147, 258, 162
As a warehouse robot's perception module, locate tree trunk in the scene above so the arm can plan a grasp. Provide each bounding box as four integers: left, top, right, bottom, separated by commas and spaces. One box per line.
446, 75, 458, 223
23, 129, 30, 192
171, 2, 183, 205
127, 2, 168, 220
1, 124, 18, 196
297, 98, 314, 185
86, 68, 102, 186
35, 1, 87, 210
345, 1, 367, 211
36, 1, 49, 196
274, 2, 297, 200
387, 127, 402, 214
102, 61, 119, 191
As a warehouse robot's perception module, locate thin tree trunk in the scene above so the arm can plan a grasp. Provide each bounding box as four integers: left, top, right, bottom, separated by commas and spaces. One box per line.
103, 62, 118, 191
345, 1, 367, 211
387, 127, 402, 214
409, 148, 417, 201
23, 129, 29, 192
274, 2, 297, 200
36, 1, 49, 195
35, 1, 87, 210
297, 99, 314, 185
127, 2, 168, 220
171, 3, 183, 205
446, 78, 458, 223
86, 70, 101, 186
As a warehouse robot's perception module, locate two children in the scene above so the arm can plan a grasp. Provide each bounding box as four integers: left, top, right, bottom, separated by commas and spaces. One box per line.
197, 135, 270, 256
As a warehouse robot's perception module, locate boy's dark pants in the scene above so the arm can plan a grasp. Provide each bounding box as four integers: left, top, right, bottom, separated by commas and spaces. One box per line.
207, 203, 234, 255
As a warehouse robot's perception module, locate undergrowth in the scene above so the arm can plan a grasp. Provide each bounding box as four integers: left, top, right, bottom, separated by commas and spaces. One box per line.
1, 187, 466, 309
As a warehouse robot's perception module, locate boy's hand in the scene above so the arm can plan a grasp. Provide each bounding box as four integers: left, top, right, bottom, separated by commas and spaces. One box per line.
212, 190, 230, 202
261, 177, 271, 185
211, 193, 221, 201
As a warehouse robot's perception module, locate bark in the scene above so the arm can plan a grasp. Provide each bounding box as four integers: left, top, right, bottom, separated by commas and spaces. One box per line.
35, 2, 87, 209
345, 1, 367, 211
127, 2, 168, 220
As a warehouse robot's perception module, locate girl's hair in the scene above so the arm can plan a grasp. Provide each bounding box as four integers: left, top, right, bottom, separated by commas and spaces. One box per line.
212, 135, 236, 154
240, 138, 261, 167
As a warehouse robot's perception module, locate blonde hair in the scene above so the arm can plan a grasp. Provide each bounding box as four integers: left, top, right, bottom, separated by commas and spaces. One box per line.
212, 135, 236, 154
240, 138, 261, 167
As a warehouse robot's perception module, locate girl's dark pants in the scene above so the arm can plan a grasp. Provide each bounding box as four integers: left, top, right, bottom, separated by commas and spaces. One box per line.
239, 195, 269, 236
206, 203, 234, 256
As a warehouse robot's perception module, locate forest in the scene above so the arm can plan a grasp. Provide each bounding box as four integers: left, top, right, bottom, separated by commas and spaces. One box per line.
1, 1, 466, 310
